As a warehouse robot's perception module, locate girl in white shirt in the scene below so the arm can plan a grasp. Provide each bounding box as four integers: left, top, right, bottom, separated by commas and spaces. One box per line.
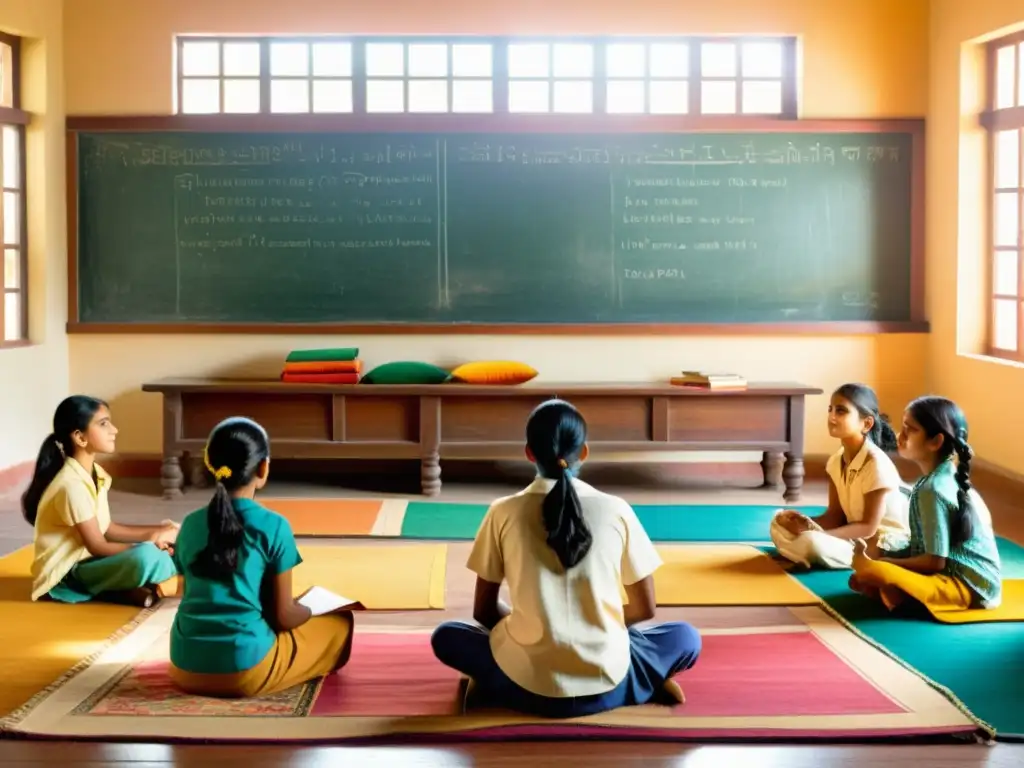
430, 398, 701, 717
770, 383, 911, 569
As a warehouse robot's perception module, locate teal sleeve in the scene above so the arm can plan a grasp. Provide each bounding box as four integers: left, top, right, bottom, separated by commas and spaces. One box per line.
267, 519, 303, 574
914, 487, 952, 558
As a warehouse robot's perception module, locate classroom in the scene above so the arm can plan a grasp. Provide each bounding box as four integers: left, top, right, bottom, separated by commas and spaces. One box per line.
0, 0, 1023, 763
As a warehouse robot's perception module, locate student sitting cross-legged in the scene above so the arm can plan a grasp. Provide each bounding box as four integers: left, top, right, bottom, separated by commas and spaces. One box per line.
169, 417, 354, 698
23, 396, 179, 607
431, 398, 701, 718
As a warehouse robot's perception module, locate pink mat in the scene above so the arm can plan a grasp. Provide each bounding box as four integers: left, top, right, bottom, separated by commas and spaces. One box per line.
312, 630, 903, 718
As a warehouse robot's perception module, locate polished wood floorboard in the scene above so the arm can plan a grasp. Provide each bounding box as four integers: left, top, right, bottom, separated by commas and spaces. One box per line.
0, 466, 1021, 766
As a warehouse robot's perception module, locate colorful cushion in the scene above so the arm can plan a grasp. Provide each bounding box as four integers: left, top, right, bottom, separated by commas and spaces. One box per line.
449, 360, 538, 385
360, 361, 451, 385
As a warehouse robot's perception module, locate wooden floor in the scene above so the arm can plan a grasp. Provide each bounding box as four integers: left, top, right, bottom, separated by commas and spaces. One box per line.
0, 462, 1022, 766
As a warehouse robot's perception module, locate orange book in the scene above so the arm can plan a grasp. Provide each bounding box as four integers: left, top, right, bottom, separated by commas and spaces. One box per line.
283, 360, 362, 374
281, 373, 360, 384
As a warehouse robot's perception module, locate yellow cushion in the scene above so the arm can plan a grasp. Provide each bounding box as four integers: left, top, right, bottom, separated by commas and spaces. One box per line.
449, 360, 538, 385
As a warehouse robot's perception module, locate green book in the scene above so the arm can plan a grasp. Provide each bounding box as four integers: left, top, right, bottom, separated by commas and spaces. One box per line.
285, 347, 360, 363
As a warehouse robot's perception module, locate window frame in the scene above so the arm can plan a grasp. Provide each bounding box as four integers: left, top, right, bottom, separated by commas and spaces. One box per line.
983, 31, 1024, 362
0, 30, 28, 349
174, 35, 798, 118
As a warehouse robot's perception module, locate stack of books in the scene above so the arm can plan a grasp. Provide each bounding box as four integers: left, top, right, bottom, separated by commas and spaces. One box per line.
280, 347, 362, 383
669, 371, 748, 390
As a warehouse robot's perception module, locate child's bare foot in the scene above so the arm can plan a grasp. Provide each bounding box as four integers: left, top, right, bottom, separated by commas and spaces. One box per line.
662, 679, 686, 705
848, 574, 881, 599
879, 585, 907, 612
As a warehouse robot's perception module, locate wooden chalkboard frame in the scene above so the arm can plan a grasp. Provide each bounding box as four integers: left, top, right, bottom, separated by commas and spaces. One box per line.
65, 114, 926, 335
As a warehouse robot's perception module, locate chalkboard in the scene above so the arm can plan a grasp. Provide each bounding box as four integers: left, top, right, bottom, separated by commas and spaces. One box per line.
73, 128, 918, 325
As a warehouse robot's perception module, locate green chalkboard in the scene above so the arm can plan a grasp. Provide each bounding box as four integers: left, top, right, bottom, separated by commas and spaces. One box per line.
73, 129, 917, 325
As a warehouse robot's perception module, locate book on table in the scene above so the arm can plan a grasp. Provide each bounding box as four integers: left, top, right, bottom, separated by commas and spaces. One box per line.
670, 371, 748, 390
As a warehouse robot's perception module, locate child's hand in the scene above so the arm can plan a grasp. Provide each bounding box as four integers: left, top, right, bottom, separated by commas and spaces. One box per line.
150, 524, 179, 547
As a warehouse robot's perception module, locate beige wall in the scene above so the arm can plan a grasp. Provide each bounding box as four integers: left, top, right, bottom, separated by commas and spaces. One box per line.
0, 0, 65, 470
60, 0, 931, 457
929, 0, 1024, 474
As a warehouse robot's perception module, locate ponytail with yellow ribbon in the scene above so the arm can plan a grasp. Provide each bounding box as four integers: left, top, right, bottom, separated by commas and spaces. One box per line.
203, 446, 233, 482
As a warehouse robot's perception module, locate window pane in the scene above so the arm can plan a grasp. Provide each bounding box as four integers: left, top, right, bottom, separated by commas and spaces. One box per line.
452, 44, 492, 77
2, 126, 18, 189
701, 80, 737, 113
1020, 43, 1024, 106
650, 43, 688, 77
993, 298, 1018, 350
742, 42, 782, 77
649, 80, 688, 114
3, 291, 19, 341
742, 80, 782, 114
313, 42, 352, 76
181, 41, 219, 76
366, 43, 404, 77
701, 42, 736, 77
995, 192, 1020, 247
509, 43, 549, 77
223, 79, 260, 113
408, 44, 448, 77
996, 129, 1020, 188
509, 80, 549, 112
270, 42, 309, 76
408, 79, 448, 112
366, 79, 405, 112
553, 80, 593, 113
313, 80, 353, 113
994, 250, 1019, 295
996, 45, 1016, 109
3, 249, 17, 289
2, 192, 16, 246
270, 79, 309, 113
607, 80, 645, 113
0, 43, 12, 108
452, 80, 493, 112
553, 43, 592, 77
223, 42, 260, 76
607, 44, 645, 77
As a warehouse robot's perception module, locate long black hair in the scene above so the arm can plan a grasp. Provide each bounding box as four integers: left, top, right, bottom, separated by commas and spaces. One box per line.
190, 417, 271, 582
526, 399, 592, 570
21, 395, 107, 526
833, 383, 898, 452
907, 396, 975, 547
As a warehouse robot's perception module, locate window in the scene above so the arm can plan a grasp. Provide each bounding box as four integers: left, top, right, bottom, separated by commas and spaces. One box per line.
0, 33, 26, 347
985, 33, 1024, 359
176, 36, 796, 117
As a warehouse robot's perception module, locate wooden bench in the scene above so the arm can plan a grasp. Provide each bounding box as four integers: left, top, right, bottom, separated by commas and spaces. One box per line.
142, 378, 823, 501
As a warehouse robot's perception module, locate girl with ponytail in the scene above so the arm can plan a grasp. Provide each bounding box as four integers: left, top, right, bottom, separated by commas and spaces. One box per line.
851, 397, 1002, 613
25, 396, 179, 606
169, 417, 354, 699
431, 399, 701, 718
771, 383, 911, 569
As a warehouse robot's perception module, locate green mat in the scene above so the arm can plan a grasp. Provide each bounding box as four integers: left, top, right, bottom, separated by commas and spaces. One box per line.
783, 537, 1024, 739
401, 501, 825, 540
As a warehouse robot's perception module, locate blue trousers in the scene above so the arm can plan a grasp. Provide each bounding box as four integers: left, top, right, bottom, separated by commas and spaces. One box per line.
431, 620, 701, 718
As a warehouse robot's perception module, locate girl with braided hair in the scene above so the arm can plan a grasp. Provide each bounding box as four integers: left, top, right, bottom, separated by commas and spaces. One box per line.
850, 397, 1002, 613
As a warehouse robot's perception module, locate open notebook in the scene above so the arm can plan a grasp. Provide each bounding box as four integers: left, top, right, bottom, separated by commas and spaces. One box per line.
297, 586, 364, 615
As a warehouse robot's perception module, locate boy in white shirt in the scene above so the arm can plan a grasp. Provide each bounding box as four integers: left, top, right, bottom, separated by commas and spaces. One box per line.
430, 399, 701, 717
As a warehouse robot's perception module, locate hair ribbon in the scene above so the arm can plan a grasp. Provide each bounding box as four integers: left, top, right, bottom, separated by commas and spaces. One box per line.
203, 447, 232, 481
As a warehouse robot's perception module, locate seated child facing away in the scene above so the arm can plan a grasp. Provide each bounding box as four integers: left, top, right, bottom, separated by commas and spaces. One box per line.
431, 399, 701, 718
770, 383, 910, 569
850, 396, 1002, 613
169, 417, 354, 699
23, 396, 179, 606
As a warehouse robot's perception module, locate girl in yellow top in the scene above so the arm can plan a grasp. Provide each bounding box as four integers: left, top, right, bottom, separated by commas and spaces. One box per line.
22, 396, 180, 606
